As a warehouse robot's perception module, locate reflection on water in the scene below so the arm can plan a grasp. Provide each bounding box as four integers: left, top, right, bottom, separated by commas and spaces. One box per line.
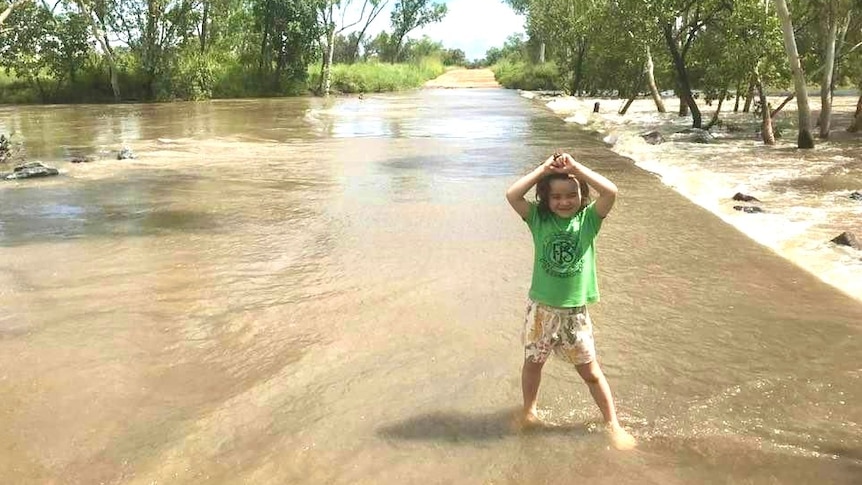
0, 90, 860, 484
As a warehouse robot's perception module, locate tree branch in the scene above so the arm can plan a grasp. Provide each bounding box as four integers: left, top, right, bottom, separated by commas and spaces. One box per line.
0, 0, 31, 28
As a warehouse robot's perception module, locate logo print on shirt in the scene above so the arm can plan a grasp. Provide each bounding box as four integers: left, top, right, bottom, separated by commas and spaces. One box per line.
541, 231, 583, 278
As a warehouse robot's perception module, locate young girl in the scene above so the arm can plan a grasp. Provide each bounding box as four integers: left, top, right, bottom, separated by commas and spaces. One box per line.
506, 152, 636, 450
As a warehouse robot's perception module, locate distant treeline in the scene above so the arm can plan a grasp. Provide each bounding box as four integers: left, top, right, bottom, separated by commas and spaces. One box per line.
488, 0, 862, 144
0, 0, 457, 103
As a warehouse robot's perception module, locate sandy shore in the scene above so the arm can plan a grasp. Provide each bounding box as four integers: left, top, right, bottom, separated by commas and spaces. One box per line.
424, 68, 500, 89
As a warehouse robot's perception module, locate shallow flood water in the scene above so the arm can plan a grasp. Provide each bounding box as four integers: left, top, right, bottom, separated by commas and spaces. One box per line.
1, 91, 860, 484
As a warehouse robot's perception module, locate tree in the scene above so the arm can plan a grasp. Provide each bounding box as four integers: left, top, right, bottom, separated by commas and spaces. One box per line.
389, 0, 446, 62
318, 1, 389, 96
253, 0, 320, 93
76, 0, 121, 100
0, 0, 30, 29
348, 0, 389, 62
773, 0, 815, 148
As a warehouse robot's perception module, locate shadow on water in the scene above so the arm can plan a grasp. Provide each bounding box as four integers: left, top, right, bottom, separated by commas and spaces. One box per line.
0, 175, 222, 247
376, 407, 590, 443
639, 434, 862, 484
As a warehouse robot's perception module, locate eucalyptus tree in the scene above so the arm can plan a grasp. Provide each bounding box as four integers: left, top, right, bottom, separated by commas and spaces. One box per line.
318, 1, 389, 96
98, 1, 201, 98
689, 0, 786, 141
0, 0, 30, 28
194, 0, 248, 55
348, 0, 389, 62
388, 0, 447, 62
600, 0, 667, 112
0, 1, 92, 100
647, 0, 733, 128
808, 0, 860, 138
253, 0, 321, 93
773, 0, 814, 148
75, 0, 120, 100
524, 0, 606, 95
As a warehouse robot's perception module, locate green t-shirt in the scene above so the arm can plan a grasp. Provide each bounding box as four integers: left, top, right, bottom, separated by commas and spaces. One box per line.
525, 202, 603, 307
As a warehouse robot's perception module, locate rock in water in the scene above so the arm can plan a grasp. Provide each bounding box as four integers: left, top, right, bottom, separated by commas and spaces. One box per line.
831, 232, 861, 250
117, 147, 136, 160
641, 131, 665, 145
733, 192, 761, 202
849, 191, 862, 201
1, 162, 60, 180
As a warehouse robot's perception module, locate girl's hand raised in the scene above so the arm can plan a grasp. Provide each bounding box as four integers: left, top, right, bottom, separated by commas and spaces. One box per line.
540, 154, 568, 175
554, 153, 584, 176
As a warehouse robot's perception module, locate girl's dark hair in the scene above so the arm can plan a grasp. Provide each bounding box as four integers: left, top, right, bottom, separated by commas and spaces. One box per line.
535, 173, 591, 219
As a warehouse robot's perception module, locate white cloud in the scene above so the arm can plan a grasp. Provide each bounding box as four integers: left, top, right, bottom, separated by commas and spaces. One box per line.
358, 0, 526, 61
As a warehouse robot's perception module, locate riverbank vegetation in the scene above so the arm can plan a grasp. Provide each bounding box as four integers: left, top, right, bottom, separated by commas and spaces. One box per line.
0, 0, 457, 103
490, 0, 862, 147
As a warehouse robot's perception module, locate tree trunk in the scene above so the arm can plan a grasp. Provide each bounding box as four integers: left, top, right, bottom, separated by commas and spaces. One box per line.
771, 94, 794, 118
819, 8, 838, 139
618, 96, 636, 115
734, 82, 742, 112
322, 26, 336, 96
663, 24, 701, 127
572, 41, 587, 96
756, 72, 775, 145
848, 94, 862, 132
200, 0, 209, 54
539, 42, 545, 63
773, 0, 814, 148
77, 0, 120, 101
259, 22, 269, 75
0, 0, 30, 28
743, 80, 755, 113
645, 46, 666, 113
705, 93, 725, 130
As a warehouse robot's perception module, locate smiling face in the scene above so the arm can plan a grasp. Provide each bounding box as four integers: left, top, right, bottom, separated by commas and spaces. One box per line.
547, 177, 583, 218
536, 173, 590, 219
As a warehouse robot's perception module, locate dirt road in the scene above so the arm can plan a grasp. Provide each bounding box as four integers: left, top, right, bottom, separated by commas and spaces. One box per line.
423, 68, 500, 89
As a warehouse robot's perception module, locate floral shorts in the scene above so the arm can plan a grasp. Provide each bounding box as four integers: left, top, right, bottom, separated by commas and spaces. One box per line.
522, 299, 596, 365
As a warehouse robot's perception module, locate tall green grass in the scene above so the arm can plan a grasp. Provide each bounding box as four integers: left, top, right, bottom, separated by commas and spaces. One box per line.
308, 58, 446, 94
493, 60, 563, 91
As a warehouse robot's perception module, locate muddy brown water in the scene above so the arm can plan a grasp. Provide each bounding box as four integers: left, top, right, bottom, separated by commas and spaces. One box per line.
0, 90, 860, 484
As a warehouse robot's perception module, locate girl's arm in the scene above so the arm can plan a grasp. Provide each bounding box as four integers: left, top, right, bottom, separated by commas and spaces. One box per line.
506, 156, 562, 219
560, 154, 618, 218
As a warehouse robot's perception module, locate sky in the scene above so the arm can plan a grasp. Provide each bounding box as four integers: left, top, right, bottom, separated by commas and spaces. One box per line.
362, 0, 526, 61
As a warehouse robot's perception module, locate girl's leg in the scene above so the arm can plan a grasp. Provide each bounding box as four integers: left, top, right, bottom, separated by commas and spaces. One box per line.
575, 360, 636, 449
521, 359, 545, 420
574, 360, 618, 425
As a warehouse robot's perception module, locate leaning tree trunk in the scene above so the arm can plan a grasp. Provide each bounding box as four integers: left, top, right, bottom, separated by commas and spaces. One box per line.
322, 25, 336, 96
705, 92, 726, 130
848, 94, 862, 132
663, 24, 701, 127
819, 8, 838, 139
0, 0, 30, 28
77, 0, 120, 101
773, 0, 814, 148
756, 68, 776, 145
645, 46, 666, 113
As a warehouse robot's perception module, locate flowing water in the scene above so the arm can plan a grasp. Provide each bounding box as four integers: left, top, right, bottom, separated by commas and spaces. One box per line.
537, 93, 862, 303
0, 91, 860, 484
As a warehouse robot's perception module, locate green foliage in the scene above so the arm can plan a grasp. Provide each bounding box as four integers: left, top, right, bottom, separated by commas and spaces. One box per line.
389, 0, 448, 61
0, 2, 95, 101
307, 58, 445, 94
484, 34, 528, 66
493, 60, 562, 91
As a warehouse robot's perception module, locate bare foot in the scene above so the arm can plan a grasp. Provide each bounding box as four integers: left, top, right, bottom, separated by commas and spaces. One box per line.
511, 410, 547, 432
606, 423, 637, 450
